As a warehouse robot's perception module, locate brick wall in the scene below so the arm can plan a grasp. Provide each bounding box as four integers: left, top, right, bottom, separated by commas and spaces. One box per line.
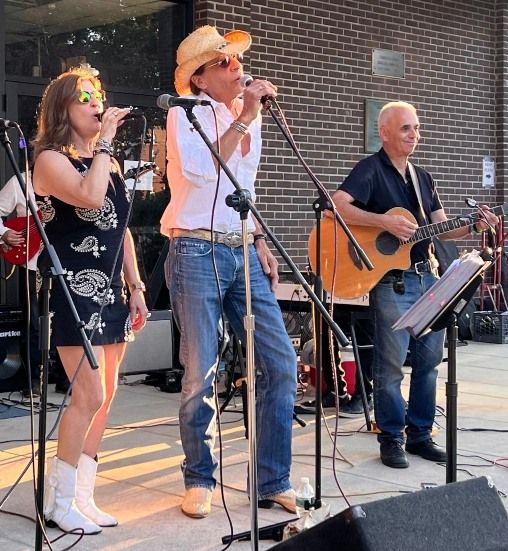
194, 0, 506, 268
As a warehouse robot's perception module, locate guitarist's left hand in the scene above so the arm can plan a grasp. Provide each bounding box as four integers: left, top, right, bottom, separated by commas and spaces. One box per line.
1, 229, 24, 248
255, 238, 279, 291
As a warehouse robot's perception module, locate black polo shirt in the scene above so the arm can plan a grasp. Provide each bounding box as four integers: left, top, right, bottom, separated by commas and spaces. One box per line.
339, 148, 443, 264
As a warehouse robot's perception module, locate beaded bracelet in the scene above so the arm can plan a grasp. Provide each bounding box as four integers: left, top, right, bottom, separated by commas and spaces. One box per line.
93, 138, 114, 157
230, 120, 249, 136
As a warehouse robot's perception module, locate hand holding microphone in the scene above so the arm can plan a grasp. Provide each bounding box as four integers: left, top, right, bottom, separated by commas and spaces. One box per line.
98, 106, 133, 141
239, 74, 278, 123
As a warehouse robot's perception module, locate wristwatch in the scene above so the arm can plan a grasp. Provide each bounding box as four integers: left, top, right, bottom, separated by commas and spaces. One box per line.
129, 281, 146, 292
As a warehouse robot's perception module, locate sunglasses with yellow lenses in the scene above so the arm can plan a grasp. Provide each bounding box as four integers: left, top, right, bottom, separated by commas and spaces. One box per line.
77, 89, 105, 103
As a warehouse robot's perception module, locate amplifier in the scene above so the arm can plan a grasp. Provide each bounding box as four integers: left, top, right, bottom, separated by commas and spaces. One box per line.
0, 308, 24, 391
275, 281, 369, 307
276, 275, 370, 349
120, 310, 173, 375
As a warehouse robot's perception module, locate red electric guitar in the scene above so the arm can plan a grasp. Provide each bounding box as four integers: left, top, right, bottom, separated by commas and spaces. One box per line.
0, 211, 43, 265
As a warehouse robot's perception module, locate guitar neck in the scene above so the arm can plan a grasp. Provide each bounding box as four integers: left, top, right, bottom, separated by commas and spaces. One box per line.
406, 204, 506, 244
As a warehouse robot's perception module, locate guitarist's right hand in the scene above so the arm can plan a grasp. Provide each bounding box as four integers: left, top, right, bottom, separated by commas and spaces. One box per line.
383, 215, 418, 241
1, 229, 24, 248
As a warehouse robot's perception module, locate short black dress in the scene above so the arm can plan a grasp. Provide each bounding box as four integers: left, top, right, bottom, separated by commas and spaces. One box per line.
36, 156, 133, 347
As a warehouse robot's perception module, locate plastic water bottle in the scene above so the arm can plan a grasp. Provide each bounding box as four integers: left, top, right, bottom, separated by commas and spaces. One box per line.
295, 477, 315, 518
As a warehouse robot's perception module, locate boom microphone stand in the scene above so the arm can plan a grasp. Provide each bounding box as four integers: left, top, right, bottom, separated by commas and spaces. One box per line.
0, 122, 99, 551
263, 100, 374, 510
181, 106, 351, 549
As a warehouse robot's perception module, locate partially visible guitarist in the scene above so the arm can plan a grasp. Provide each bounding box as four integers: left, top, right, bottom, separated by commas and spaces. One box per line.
331, 101, 498, 469
0, 171, 41, 395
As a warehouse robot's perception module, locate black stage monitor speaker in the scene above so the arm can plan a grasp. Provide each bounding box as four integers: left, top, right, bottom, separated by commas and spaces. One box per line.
120, 310, 173, 376
271, 477, 508, 551
0, 308, 24, 392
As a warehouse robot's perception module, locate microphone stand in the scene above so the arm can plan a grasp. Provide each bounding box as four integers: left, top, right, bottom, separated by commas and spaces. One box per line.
182, 106, 350, 549
0, 127, 99, 551
225, 188, 260, 550
263, 100, 373, 510
310, 192, 328, 510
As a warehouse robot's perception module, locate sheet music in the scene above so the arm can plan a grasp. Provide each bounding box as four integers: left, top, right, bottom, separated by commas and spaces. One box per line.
392, 250, 487, 338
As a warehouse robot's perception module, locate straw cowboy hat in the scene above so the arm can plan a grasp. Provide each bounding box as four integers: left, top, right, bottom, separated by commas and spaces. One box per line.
175, 25, 252, 96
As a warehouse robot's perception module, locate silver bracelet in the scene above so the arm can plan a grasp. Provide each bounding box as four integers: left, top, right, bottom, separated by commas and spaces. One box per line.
230, 120, 249, 136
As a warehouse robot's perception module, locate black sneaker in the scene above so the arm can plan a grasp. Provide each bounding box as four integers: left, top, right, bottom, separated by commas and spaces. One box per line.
22, 380, 41, 398
339, 394, 373, 418
380, 440, 409, 468
406, 439, 447, 462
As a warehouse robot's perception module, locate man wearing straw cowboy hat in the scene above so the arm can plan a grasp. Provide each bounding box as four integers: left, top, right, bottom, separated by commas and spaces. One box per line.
160, 26, 298, 519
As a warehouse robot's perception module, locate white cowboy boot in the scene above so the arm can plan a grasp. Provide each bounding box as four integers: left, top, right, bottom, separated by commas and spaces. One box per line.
44, 456, 102, 535
76, 453, 118, 527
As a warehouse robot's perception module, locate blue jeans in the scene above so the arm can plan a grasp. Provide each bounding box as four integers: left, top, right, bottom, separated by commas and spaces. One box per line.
370, 269, 445, 445
165, 238, 297, 499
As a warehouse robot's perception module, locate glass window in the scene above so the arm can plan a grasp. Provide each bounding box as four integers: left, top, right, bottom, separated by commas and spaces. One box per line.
5, 0, 189, 93
2, 0, 193, 307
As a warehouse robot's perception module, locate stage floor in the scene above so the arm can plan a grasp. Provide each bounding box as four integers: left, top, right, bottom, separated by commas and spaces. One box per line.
1, 340, 507, 550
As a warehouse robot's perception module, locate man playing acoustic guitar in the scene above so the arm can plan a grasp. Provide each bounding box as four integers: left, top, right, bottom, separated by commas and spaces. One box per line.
330, 101, 498, 468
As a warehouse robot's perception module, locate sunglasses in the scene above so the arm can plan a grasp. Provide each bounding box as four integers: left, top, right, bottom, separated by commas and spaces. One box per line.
77, 89, 106, 104
204, 53, 244, 70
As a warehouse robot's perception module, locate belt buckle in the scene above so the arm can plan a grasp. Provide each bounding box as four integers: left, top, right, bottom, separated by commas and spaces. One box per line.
223, 232, 242, 247
414, 261, 427, 275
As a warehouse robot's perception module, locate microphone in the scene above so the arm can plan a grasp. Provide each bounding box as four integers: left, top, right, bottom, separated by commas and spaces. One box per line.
156, 94, 212, 110
0, 118, 18, 131
240, 74, 254, 87
240, 74, 272, 106
97, 108, 144, 122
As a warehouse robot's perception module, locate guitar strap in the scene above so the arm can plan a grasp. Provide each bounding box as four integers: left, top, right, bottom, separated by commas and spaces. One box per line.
407, 162, 428, 223
407, 162, 439, 274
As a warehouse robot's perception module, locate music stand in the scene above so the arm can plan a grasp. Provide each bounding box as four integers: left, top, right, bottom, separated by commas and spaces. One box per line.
393, 251, 492, 483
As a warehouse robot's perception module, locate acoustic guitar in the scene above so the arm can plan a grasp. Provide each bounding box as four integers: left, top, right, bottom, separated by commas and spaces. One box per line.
308, 204, 507, 300
0, 211, 43, 265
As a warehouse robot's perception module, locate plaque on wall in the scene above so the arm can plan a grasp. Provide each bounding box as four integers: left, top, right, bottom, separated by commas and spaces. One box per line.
364, 98, 386, 153
372, 49, 405, 79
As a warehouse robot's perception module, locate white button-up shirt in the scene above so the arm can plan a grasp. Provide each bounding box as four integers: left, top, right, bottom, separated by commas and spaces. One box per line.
160, 92, 262, 236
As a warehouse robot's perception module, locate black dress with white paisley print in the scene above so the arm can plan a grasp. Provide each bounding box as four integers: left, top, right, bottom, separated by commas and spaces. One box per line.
36, 157, 134, 346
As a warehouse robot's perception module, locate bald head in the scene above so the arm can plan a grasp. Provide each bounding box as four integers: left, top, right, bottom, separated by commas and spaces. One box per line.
378, 101, 417, 130
378, 101, 420, 161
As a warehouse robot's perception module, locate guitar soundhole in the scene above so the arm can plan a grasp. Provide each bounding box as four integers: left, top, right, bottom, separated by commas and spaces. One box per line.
376, 232, 400, 255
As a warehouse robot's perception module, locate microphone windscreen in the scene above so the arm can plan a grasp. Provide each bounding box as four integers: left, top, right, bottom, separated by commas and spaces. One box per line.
156, 94, 172, 110
240, 74, 253, 88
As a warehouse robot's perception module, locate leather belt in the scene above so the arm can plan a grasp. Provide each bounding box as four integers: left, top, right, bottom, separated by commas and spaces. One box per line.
169, 228, 254, 248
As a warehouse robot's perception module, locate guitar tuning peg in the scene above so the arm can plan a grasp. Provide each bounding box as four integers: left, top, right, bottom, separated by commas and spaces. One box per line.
465, 197, 478, 208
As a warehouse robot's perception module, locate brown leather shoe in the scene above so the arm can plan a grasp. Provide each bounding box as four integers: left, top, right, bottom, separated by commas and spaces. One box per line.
181, 487, 213, 519
258, 489, 296, 513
